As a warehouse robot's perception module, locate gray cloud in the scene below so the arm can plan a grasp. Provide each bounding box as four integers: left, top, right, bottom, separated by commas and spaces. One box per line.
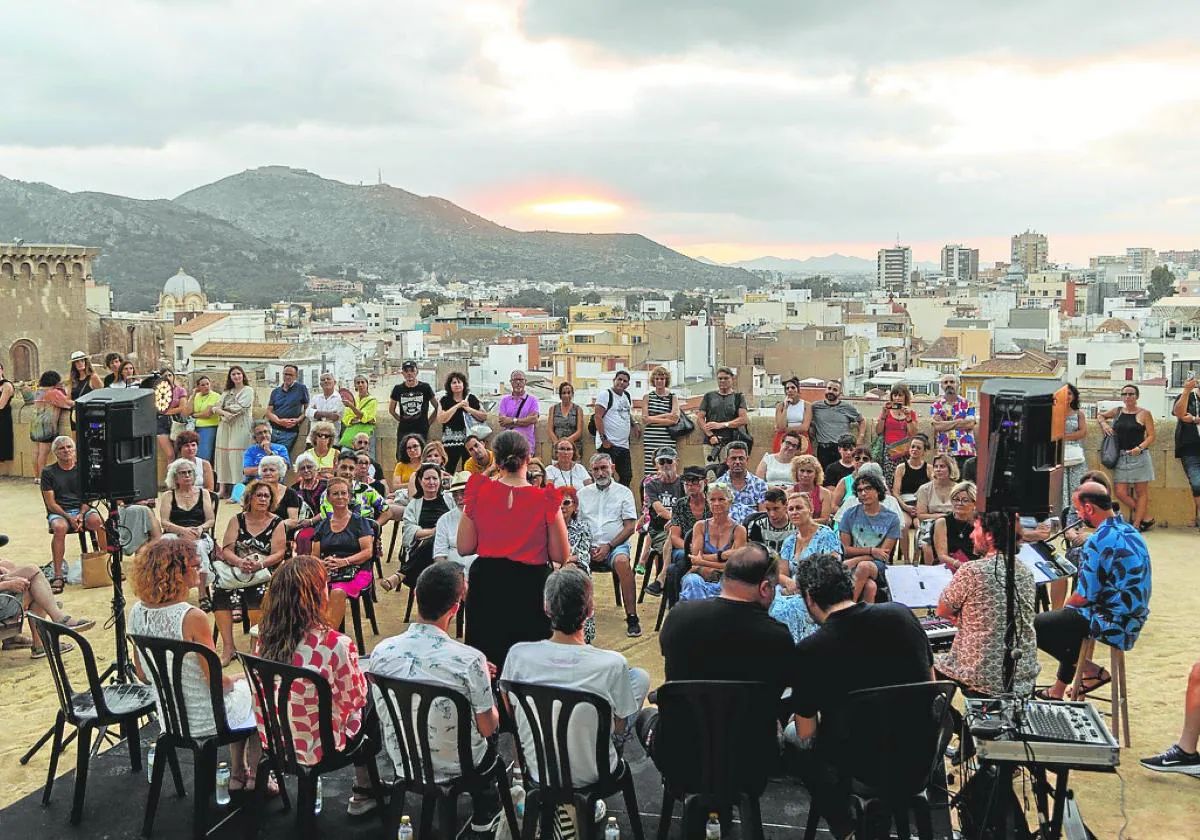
2, 0, 1198, 265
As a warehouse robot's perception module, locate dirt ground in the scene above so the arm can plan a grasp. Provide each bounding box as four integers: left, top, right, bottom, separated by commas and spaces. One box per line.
1, 474, 1198, 836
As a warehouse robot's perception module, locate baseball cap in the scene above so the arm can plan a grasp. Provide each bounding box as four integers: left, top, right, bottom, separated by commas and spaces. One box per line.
401, 360, 417, 371
681, 466, 707, 482
655, 445, 678, 462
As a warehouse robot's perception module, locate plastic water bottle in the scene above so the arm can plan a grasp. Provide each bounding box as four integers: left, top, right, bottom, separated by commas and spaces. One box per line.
398, 815, 413, 840
705, 813, 721, 840
511, 784, 526, 820
313, 777, 323, 815
605, 816, 620, 840
215, 762, 231, 805
146, 744, 156, 783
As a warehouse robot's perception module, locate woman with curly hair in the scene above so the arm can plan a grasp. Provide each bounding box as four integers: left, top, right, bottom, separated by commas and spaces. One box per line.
172, 429, 216, 491
309, 419, 339, 479
436, 371, 487, 472
254, 554, 380, 814
391, 433, 425, 493
128, 538, 261, 791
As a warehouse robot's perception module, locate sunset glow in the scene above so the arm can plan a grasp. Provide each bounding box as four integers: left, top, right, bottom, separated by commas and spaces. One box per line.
527, 198, 623, 218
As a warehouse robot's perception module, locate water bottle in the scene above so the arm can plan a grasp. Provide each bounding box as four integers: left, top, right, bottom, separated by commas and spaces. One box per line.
705, 813, 721, 840
215, 762, 231, 805
313, 776, 323, 815
398, 815, 413, 840
146, 743, 156, 784
604, 816, 620, 840
510, 784, 526, 820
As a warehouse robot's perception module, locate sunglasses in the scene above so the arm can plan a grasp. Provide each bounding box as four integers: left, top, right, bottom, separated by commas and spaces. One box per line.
853, 455, 870, 462
315, 433, 333, 439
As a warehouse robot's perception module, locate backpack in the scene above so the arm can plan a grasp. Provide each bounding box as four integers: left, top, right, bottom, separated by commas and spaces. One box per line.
588, 388, 626, 437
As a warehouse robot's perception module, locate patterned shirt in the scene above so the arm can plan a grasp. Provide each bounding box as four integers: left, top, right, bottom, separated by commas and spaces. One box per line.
319, 482, 387, 521
253, 627, 365, 766
936, 554, 1040, 696
724, 473, 768, 524
670, 496, 710, 551
368, 623, 493, 782
1072, 516, 1152, 651
930, 396, 977, 457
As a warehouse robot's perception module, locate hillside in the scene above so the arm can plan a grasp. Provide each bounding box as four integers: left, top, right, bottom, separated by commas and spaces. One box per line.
0, 176, 304, 310
175, 166, 752, 289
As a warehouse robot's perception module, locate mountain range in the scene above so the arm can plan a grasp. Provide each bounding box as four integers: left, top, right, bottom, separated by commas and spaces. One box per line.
0, 166, 754, 310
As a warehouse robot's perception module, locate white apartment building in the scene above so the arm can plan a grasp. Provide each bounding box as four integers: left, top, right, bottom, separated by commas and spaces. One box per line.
941, 244, 979, 282
877, 246, 912, 293
173, 310, 267, 372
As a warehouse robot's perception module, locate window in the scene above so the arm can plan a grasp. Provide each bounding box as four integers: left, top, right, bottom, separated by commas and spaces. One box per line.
1075, 353, 1086, 365
753, 354, 765, 366
1124, 368, 1133, 381
9, 339, 37, 382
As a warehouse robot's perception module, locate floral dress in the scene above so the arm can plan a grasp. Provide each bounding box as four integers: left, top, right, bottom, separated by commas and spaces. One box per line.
769, 525, 841, 643
566, 516, 597, 644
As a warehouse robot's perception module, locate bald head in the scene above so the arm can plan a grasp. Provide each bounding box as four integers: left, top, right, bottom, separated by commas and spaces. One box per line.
1073, 480, 1114, 525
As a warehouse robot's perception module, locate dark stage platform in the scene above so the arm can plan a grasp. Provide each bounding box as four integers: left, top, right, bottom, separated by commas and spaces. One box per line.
1, 727, 955, 839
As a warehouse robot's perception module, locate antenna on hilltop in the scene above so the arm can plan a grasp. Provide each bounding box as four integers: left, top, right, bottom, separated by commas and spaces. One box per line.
377, 168, 382, 186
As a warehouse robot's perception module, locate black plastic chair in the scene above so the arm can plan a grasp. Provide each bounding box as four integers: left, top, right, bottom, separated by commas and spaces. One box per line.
803, 680, 957, 840
238, 651, 389, 839
129, 633, 268, 839
652, 681, 779, 840
637, 545, 663, 604
29, 615, 157, 825
498, 679, 645, 840
369, 674, 520, 840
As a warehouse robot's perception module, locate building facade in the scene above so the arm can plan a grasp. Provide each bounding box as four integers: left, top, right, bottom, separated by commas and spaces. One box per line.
877, 246, 912, 294
1011, 230, 1049, 273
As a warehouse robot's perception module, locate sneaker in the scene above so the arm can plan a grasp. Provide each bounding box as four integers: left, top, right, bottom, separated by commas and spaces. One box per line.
1140, 744, 1200, 775
346, 792, 379, 816
625, 615, 642, 638
462, 807, 504, 835
645, 580, 663, 597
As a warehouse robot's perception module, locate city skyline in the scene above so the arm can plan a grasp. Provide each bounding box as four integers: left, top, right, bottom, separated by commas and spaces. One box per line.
6, 1, 1200, 268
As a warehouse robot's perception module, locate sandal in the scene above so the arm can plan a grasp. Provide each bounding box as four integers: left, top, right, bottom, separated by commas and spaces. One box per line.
379, 572, 401, 592
1033, 688, 1061, 701
50, 577, 65, 595
32, 641, 74, 659
1138, 519, 1156, 533
60, 615, 96, 632
2, 634, 34, 650
1070, 667, 1111, 698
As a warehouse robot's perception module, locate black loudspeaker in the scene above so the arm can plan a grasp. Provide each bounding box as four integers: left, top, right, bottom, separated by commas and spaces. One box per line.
75, 388, 157, 502
975, 378, 1067, 518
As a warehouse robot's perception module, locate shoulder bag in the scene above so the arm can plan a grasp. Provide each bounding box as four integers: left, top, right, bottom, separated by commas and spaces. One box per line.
1099, 431, 1121, 469
666, 395, 694, 439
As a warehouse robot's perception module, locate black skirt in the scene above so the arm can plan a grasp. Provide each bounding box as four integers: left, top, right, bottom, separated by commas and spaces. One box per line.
465, 556, 551, 672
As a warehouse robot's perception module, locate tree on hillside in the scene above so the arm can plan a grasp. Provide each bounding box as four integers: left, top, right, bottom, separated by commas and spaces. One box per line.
419, 292, 448, 318
672, 291, 703, 317
1148, 265, 1176, 301
582, 291, 602, 304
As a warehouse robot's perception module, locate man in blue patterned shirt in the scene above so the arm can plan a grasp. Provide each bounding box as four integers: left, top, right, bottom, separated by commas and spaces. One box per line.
1035, 482, 1151, 700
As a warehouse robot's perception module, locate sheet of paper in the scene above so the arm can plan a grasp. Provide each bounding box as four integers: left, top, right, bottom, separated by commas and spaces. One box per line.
885, 564, 954, 609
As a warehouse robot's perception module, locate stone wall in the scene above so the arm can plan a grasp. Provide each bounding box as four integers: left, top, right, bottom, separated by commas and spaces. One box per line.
3, 398, 1195, 525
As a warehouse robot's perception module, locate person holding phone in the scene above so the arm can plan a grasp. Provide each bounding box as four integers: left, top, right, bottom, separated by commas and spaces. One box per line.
1173, 372, 1200, 528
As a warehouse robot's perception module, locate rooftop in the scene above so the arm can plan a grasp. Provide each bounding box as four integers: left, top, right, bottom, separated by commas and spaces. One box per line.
919, 335, 960, 360
190, 341, 293, 359
173, 312, 229, 334
963, 347, 1061, 375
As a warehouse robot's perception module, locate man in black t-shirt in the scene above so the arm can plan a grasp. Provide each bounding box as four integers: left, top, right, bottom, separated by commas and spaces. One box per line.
697, 367, 751, 461
40, 436, 109, 583
821, 434, 858, 488
744, 487, 795, 552
787, 553, 933, 839
388, 361, 436, 460
640, 446, 683, 557
636, 544, 794, 761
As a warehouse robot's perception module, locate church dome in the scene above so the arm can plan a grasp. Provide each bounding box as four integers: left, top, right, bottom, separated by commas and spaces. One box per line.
163, 267, 202, 297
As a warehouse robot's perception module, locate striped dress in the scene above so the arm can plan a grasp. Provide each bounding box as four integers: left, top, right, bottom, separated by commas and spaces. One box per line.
643, 390, 675, 474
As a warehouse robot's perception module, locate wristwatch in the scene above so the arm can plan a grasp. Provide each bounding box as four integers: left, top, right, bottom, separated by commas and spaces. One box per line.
716, 550, 724, 563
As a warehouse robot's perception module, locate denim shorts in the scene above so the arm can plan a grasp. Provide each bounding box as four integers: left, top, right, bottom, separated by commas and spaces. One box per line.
1182, 454, 1200, 496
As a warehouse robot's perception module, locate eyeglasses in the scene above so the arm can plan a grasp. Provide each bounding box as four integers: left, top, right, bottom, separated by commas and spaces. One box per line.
853, 455, 870, 463
528, 472, 543, 479
298, 463, 316, 470
176, 469, 194, 476
951, 496, 973, 504
252, 493, 273, 501
1121, 392, 1137, 397
561, 499, 574, 507
315, 433, 332, 439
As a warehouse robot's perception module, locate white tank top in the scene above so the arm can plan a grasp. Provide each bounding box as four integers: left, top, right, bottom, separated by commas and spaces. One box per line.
784, 399, 806, 426
763, 453, 794, 486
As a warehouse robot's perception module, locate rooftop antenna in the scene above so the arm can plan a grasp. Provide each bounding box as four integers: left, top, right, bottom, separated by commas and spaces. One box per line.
378, 168, 383, 185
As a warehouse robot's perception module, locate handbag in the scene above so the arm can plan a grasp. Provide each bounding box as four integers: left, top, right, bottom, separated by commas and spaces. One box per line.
1063, 441, 1085, 467
886, 436, 913, 463
211, 555, 272, 590
1100, 432, 1120, 469
666, 401, 694, 439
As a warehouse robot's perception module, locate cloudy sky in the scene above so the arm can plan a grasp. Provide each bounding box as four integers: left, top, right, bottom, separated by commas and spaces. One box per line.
6, 0, 1200, 266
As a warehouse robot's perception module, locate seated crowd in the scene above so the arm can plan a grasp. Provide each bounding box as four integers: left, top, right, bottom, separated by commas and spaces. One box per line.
12, 361, 1187, 839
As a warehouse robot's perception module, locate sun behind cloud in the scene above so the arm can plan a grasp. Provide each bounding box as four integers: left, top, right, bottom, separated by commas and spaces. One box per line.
526, 197, 623, 218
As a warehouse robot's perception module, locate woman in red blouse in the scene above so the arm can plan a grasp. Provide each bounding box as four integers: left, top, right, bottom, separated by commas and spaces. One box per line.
457, 430, 569, 670
254, 554, 381, 815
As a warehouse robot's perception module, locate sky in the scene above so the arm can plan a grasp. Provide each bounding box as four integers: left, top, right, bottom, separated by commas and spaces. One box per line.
5, 0, 1200, 268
